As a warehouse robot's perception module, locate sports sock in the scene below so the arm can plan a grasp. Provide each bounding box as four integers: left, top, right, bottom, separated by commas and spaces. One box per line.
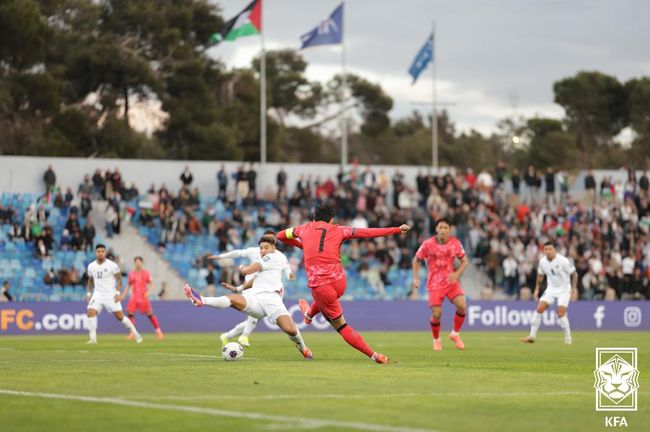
529, 312, 542, 338
337, 324, 374, 358
121, 316, 140, 336
149, 314, 160, 331
87, 316, 97, 342
226, 321, 247, 339
202, 296, 231, 309
307, 302, 320, 320
242, 317, 258, 337
453, 312, 466, 333
289, 329, 307, 351
430, 319, 441, 340
558, 315, 571, 339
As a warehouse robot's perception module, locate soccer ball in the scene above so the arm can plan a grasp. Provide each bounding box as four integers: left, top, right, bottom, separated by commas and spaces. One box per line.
222, 342, 244, 361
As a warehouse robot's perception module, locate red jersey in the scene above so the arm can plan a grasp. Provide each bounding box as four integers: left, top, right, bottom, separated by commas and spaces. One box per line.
278, 221, 401, 288
416, 236, 465, 291
128, 269, 151, 300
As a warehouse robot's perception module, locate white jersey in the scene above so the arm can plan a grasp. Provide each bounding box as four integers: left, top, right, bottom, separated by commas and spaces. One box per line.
220, 247, 260, 282
247, 251, 292, 296
537, 254, 575, 293
87, 259, 121, 298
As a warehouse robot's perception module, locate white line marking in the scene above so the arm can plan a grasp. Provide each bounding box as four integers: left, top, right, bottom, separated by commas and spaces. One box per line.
127, 391, 593, 401
149, 352, 261, 361
0, 389, 437, 432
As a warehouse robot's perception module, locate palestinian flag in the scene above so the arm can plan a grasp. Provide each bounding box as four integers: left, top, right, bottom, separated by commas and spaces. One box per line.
210, 0, 262, 44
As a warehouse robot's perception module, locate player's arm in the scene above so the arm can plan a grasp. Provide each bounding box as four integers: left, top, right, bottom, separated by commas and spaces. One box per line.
571, 271, 578, 297
411, 256, 421, 290
114, 272, 123, 302
277, 227, 304, 249
238, 262, 262, 276
86, 275, 94, 302
208, 249, 246, 260
221, 278, 254, 293
448, 255, 469, 284
283, 266, 296, 281
533, 273, 544, 302
343, 224, 411, 240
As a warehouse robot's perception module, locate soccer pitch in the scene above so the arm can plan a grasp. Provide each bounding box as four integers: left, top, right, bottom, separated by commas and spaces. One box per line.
0, 332, 647, 432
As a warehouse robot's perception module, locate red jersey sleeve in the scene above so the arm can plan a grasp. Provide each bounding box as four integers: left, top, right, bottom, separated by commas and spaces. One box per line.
415, 240, 429, 260
339, 226, 401, 240
145, 270, 152, 283
454, 238, 466, 259
277, 224, 306, 249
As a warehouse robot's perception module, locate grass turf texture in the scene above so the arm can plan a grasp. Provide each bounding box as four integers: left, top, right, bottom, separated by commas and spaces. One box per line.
0, 331, 648, 432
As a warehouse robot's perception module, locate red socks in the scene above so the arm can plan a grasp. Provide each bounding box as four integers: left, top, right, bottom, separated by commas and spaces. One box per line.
337, 324, 374, 358
308, 302, 321, 319
149, 314, 161, 331
430, 319, 441, 339
454, 312, 466, 333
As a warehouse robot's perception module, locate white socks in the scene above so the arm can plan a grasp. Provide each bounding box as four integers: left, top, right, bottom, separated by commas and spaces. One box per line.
203, 296, 232, 309
289, 329, 307, 351
529, 312, 542, 338
121, 317, 140, 337
558, 315, 572, 340
243, 317, 258, 336
87, 316, 97, 342
226, 321, 247, 339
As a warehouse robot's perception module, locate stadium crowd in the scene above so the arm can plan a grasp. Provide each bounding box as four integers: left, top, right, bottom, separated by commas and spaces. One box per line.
77, 163, 650, 302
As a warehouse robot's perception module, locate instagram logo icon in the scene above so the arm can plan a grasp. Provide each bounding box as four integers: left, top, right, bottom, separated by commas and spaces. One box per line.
623, 307, 642, 328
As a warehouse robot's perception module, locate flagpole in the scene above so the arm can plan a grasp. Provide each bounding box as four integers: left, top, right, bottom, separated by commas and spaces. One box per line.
340, 0, 348, 167
431, 21, 438, 170
260, 0, 267, 164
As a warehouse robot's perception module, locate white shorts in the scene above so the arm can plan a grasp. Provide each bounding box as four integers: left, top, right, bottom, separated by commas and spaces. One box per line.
242, 291, 289, 324
540, 290, 570, 308
87, 296, 123, 314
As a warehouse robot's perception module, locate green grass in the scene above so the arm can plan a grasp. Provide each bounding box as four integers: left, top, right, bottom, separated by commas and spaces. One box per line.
0, 331, 648, 432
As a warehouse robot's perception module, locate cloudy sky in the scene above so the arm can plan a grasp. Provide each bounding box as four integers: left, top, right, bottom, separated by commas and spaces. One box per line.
208, 0, 650, 135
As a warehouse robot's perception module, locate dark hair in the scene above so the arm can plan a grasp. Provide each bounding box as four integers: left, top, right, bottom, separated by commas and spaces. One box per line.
313, 205, 335, 222
134, 256, 143, 263
543, 241, 555, 248
263, 229, 276, 237
435, 218, 452, 228
95, 244, 106, 250
259, 236, 276, 246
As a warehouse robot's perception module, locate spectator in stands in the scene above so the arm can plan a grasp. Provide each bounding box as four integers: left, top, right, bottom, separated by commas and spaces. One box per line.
1, 281, 13, 302
0, 204, 15, 224
9, 222, 24, 241
503, 252, 519, 297
65, 212, 80, 233
64, 188, 74, 207
180, 165, 193, 186
247, 164, 257, 201
217, 164, 228, 200
277, 166, 287, 196
78, 174, 92, 197
105, 203, 117, 238
83, 220, 96, 251
53, 191, 65, 208
92, 169, 104, 199
71, 229, 83, 251
557, 170, 569, 202
392, 169, 405, 208
58, 267, 71, 286
60, 229, 72, 250
545, 167, 556, 207
34, 238, 50, 258
206, 262, 217, 296
235, 165, 249, 204
43, 165, 56, 194
44, 268, 58, 285
523, 165, 537, 204
69, 265, 81, 285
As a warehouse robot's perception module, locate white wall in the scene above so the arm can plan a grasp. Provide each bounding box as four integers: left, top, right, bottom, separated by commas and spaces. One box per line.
0, 155, 454, 198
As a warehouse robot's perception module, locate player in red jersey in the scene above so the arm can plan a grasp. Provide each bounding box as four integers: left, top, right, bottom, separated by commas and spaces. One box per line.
121, 257, 164, 339
277, 205, 411, 364
412, 218, 468, 351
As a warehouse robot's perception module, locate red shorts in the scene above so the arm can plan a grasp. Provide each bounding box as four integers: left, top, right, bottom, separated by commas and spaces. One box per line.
310, 277, 347, 320
428, 283, 464, 307
126, 298, 153, 315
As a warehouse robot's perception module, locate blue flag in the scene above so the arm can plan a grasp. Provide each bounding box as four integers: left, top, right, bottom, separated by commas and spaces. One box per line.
408, 33, 434, 84
300, 3, 344, 49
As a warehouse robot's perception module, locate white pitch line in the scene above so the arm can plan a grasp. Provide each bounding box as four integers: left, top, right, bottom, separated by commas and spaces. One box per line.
0, 389, 437, 432
127, 390, 593, 401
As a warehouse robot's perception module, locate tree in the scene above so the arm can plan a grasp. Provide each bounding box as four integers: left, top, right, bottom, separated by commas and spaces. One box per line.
553, 71, 628, 167
525, 118, 579, 169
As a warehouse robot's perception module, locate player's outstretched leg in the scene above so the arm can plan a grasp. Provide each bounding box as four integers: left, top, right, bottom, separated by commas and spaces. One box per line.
522, 301, 549, 343
449, 296, 466, 350
276, 315, 312, 359
557, 306, 572, 344
127, 313, 136, 340
332, 317, 388, 364
222, 320, 247, 346
185, 284, 233, 309
238, 316, 258, 347
430, 306, 442, 351
116, 311, 142, 343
